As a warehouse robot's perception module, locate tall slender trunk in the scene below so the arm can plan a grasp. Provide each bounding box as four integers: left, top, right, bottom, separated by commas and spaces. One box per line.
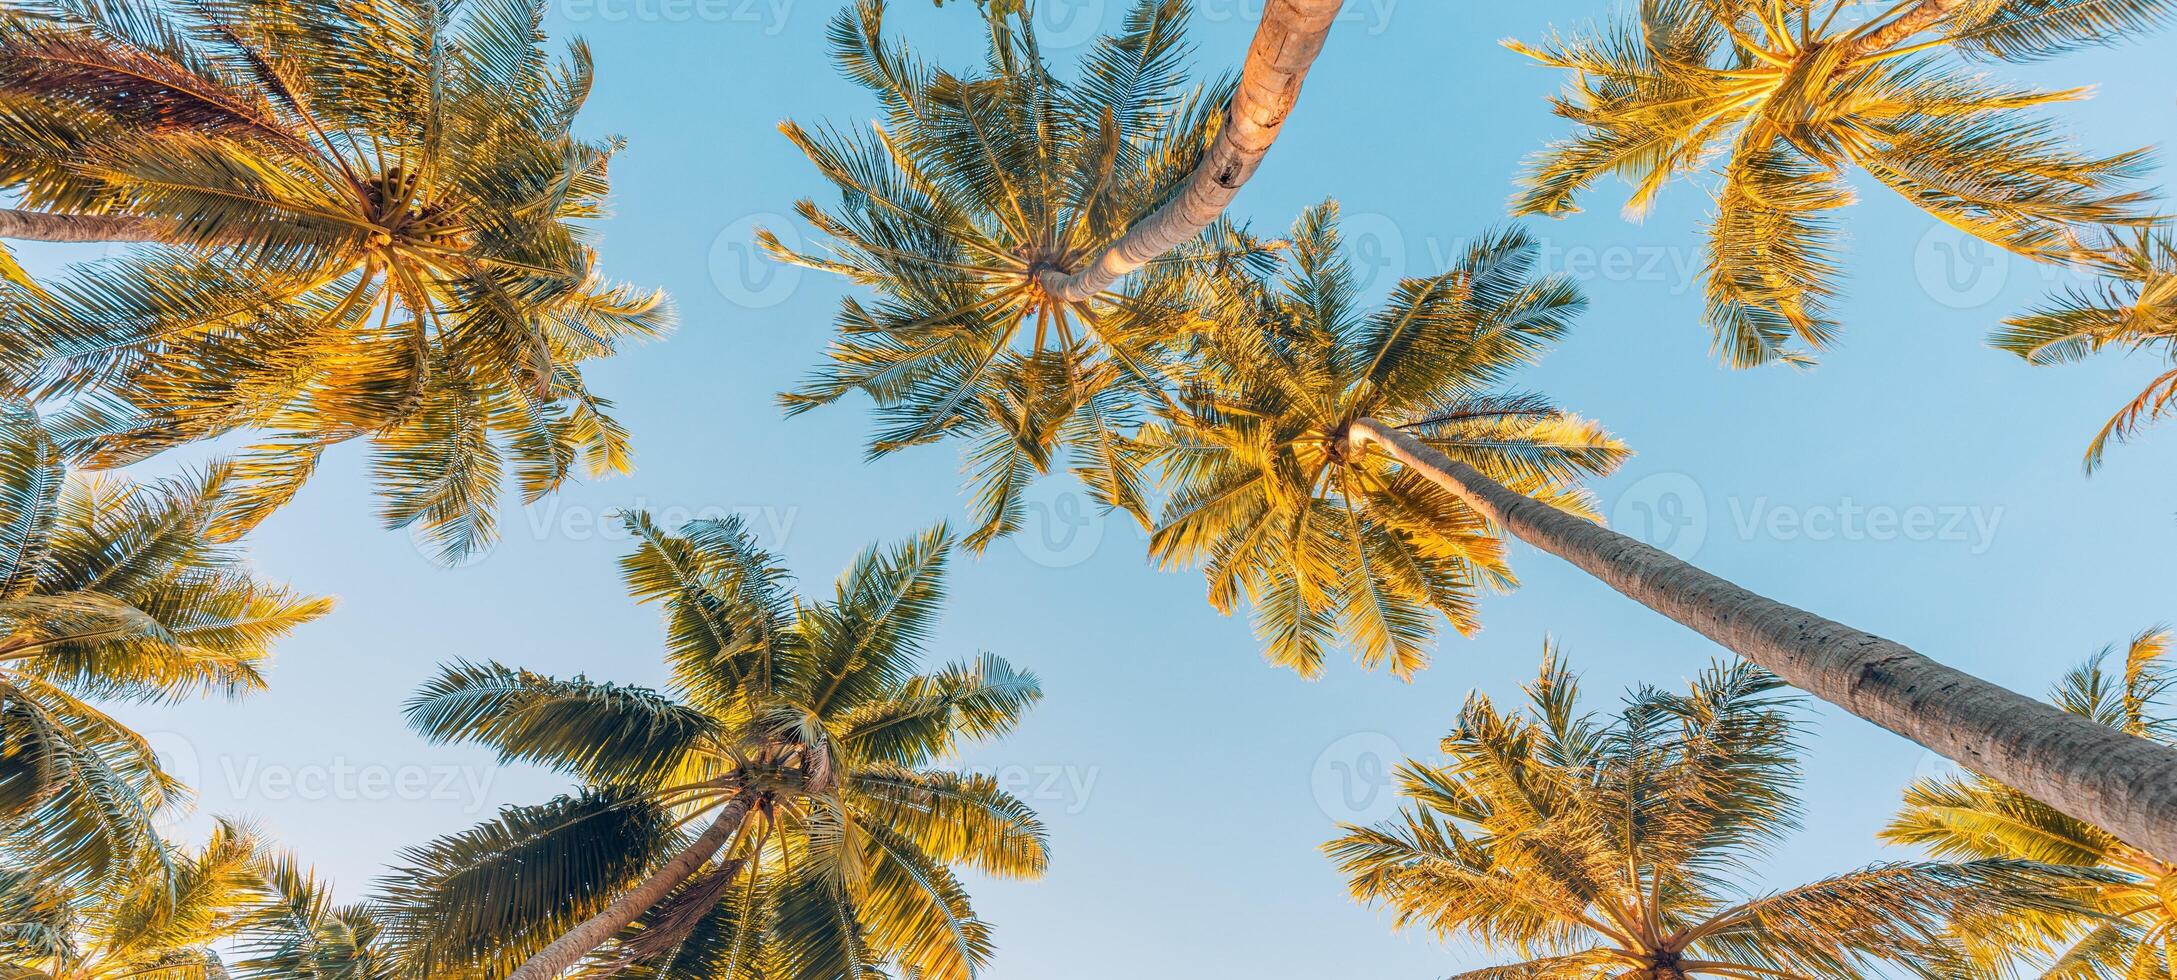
1346, 417, 2177, 864
0, 209, 175, 244
1845, 0, 1967, 58
1039, 0, 1344, 302
505, 794, 755, 980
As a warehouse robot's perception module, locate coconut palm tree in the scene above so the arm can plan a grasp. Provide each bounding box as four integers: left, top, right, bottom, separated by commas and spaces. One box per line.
0, 819, 267, 979
1885, 628, 2177, 980
0, 0, 669, 562
387, 513, 1048, 980
1165, 205, 2177, 863
1328, 647, 2092, 980
1508, 0, 2163, 367
1994, 229, 2176, 469
774, 0, 1335, 547
0, 405, 331, 886
229, 851, 398, 980
1144, 203, 1630, 678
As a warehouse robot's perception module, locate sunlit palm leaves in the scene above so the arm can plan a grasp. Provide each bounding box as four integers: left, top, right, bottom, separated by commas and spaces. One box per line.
229, 850, 398, 980
0, 0, 669, 563
0, 406, 330, 887
1885, 628, 2177, 980
1327, 646, 2094, 979
773, 0, 1233, 547
0, 819, 266, 979
1509, 0, 2161, 367
385, 513, 1047, 979
1994, 230, 2177, 469
1145, 204, 1628, 678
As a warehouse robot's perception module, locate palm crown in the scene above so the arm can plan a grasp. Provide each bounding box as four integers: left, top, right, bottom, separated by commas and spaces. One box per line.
1510, 0, 2162, 367
1994, 230, 2177, 468
0, 819, 267, 979
774, 0, 1236, 547
1328, 646, 2089, 980
0, 406, 330, 887
386, 513, 1047, 979
1884, 628, 2177, 980
1145, 204, 1628, 678
0, 0, 669, 562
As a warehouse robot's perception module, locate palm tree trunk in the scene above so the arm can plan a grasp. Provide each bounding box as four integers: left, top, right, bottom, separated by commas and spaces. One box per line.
505, 794, 756, 980
1845, 0, 1967, 58
0, 208, 175, 243
1345, 417, 2177, 864
1039, 0, 1344, 302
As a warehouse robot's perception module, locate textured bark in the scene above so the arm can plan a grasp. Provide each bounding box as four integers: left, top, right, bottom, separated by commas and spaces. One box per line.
1039, 0, 1344, 302
505, 794, 755, 980
1347, 417, 2177, 864
1846, 0, 1968, 58
0, 208, 176, 243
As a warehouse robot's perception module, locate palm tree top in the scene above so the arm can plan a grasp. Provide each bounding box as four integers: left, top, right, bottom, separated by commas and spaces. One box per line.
1509, 0, 2162, 367
387, 512, 1047, 978
1147, 203, 1629, 677
1330, 644, 2097, 980
0, 0, 671, 563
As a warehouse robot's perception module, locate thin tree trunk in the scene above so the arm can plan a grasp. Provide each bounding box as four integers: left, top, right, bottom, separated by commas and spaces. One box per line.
505, 794, 755, 980
1346, 417, 2177, 864
1038, 0, 1344, 302
1845, 0, 1967, 58
0, 208, 176, 244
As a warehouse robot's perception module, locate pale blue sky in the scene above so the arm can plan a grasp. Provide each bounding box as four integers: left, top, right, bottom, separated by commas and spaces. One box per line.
26, 1, 2177, 976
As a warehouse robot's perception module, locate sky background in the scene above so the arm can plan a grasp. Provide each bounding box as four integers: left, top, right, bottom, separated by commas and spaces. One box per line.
16, 0, 2177, 976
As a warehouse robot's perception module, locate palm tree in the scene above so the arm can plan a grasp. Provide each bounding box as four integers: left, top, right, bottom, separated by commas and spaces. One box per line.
774, 0, 1334, 546
0, 405, 331, 885
1508, 0, 2163, 367
0, 0, 669, 562
230, 851, 398, 979
1145, 203, 1630, 678
1885, 628, 2177, 980
1166, 205, 2177, 863
0, 819, 267, 979
1328, 647, 2090, 980
387, 513, 1048, 980
1994, 229, 2176, 469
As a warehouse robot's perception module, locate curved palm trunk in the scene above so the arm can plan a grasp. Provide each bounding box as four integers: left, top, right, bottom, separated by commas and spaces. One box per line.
1039, 0, 1344, 302
1346, 417, 2177, 863
505, 794, 755, 980
0, 208, 175, 244
1845, 0, 1967, 58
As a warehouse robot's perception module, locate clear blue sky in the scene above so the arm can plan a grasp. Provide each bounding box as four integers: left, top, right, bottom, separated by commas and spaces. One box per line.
29, 1, 2177, 976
